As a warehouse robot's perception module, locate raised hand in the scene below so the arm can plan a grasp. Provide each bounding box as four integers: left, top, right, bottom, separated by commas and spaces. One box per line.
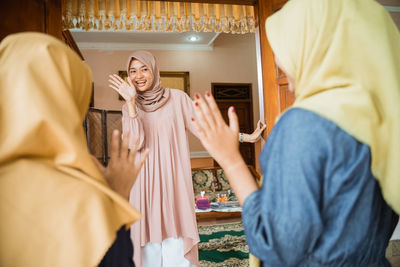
108, 74, 136, 102
247, 120, 267, 143
191, 92, 242, 168
92, 130, 148, 200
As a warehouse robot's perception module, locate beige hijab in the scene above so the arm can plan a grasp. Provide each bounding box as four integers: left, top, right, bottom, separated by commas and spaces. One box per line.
0, 33, 140, 267
267, 0, 400, 214
127, 50, 170, 112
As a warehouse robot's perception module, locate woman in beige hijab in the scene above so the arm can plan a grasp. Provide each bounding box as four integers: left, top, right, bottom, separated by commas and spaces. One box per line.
192, 0, 399, 266
108, 51, 266, 267
0, 32, 147, 267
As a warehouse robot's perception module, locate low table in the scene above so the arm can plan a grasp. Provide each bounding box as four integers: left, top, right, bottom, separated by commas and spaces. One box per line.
195, 204, 242, 222
196, 211, 241, 221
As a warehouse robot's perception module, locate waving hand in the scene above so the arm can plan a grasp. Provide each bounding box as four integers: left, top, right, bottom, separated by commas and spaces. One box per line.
108, 74, 136, 102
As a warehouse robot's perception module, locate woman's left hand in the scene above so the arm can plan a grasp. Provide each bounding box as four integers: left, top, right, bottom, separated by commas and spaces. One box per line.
245, 120, 267, 143
191, 92, 242, 168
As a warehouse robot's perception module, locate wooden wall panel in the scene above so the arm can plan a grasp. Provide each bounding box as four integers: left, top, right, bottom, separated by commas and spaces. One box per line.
0, 0, 45, 40
0, 0, 62, 41
46, 0, 62, 40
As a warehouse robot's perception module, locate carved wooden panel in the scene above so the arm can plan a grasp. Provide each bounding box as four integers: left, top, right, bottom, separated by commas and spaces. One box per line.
213, 84, 251, 100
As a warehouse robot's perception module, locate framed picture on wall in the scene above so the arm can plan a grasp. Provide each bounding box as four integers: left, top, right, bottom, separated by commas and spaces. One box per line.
118, 71, 190, 100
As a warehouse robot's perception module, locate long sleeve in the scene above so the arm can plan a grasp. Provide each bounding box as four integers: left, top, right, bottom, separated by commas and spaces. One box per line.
180, 92, 199, 138
241, 108, 397, 266
121, 104, 145, 150
242, 108, 324, 265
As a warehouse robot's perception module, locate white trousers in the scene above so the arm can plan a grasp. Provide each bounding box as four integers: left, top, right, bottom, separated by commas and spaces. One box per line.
142, 237, 195, 267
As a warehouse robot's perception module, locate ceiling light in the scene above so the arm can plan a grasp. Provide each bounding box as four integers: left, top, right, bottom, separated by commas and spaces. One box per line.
188, 36, 199, 42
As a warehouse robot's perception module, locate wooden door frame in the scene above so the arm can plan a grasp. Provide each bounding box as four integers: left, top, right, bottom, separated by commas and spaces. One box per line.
255, 0, 287, 137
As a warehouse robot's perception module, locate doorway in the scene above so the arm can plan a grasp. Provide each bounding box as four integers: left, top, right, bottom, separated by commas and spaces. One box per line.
212, 83, 255, 167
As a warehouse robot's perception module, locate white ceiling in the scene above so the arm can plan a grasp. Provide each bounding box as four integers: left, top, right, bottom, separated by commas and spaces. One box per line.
70, 30, 220, 51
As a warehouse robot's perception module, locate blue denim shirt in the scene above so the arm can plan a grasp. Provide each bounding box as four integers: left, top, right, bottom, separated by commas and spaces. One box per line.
242, 108, 397, 266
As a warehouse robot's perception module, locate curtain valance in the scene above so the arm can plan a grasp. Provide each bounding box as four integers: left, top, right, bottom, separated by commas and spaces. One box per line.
62, 0, 256, 33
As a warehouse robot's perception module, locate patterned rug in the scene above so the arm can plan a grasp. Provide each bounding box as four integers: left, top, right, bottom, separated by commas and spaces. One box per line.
198, 222, 249, 267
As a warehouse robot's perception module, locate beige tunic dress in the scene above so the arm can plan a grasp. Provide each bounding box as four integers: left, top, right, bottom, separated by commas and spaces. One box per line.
122, 89, 199, 267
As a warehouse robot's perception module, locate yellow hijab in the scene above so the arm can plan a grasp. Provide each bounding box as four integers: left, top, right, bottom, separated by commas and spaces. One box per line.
0, 33, 140, 267
266, 0, 400, 214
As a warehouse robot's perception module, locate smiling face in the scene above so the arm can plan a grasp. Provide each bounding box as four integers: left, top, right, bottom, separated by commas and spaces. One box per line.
128, 59, 154, 92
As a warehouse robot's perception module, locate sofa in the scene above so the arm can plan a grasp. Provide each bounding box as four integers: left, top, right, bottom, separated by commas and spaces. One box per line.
192, 165, 260, 202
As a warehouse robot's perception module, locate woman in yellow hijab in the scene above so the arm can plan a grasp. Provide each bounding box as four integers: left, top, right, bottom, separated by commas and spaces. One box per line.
0, 33, 147, 267
191, 0, 399, 265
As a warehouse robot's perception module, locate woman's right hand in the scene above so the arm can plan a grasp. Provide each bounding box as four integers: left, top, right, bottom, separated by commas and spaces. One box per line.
91, 130, 148, 200
108, 74, 136, 102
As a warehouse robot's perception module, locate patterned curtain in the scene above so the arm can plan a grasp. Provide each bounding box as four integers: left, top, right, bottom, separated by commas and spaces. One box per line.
62, 0, 256, 33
